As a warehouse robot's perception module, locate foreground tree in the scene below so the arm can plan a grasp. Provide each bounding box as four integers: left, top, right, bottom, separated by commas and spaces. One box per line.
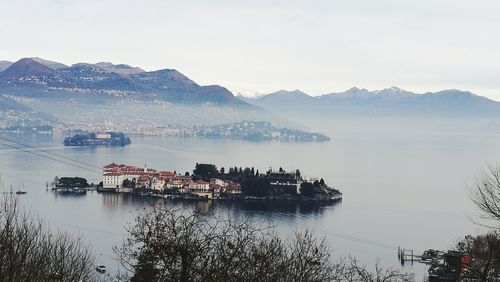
338, 257, 414, 282
471, 165, 500, 224
463, 165, 500, 280
116, 206, 414, 282
0, 196, 96, 281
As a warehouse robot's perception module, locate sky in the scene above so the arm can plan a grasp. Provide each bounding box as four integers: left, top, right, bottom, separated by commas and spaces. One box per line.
1, 0, 500, 100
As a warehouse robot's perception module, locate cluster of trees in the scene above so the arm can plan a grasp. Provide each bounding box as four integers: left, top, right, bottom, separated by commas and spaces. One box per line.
300, 179, 327, 198
241, 178, 275, 197
193, 163, 304, 197
56, 176, 89, 187
192, 163, 219, 180
454, 233, 500, 280
192, 163, 262, 182
0, 196, 96, 281
115, 206, 414, 282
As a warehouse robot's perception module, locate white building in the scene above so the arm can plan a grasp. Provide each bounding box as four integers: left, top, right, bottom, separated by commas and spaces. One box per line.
103, 172, 124, 189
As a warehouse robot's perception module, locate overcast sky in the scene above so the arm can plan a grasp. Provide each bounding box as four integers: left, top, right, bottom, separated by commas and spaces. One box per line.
1, 0, 500, 100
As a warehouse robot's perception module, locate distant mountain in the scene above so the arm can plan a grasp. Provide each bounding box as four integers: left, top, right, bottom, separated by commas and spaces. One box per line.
260, 89, 313, 103
95, 62, 144, 75
251, 90, 317, 113
249, 87, 500, 118
0, 58, 247, 106
30, 57, 68, 70
0, 58, 69, 88
0, 61, 12, 72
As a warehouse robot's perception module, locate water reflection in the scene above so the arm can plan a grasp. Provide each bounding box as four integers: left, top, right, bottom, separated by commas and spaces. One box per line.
100, 193, 341, 217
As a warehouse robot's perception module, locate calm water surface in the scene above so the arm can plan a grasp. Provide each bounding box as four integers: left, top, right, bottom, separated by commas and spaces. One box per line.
1, 125, 498, 279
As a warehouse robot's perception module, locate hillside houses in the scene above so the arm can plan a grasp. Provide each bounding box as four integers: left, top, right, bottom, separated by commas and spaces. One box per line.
102, 163, 241, 198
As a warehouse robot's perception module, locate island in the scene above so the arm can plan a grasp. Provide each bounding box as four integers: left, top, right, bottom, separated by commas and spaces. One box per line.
63, 132, 131, 146
99, 162, 342, 202
51, 176, 92, 194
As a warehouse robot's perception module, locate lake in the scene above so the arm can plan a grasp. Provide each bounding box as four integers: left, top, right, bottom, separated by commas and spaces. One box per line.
0, 120, 497, 280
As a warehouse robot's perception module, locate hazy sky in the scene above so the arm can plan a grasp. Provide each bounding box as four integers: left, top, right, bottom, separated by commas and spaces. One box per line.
1, 0, 500, 100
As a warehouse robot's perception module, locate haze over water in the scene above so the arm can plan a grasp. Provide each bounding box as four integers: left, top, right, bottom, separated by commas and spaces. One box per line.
0, 119, 497, 279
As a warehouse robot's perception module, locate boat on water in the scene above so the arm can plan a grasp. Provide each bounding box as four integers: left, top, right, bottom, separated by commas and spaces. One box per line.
15, 191, 27, 195
96, 265, 106, 273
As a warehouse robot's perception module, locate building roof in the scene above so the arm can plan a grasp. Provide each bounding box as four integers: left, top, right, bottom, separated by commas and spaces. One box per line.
104, 162, 119, 168
159, 171, 176, 177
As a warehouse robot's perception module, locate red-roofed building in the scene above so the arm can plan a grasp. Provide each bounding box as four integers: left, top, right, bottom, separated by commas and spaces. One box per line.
104, 162, 119, 169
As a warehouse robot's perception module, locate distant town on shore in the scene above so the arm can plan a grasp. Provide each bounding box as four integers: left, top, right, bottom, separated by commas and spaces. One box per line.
3, 121, 330, 143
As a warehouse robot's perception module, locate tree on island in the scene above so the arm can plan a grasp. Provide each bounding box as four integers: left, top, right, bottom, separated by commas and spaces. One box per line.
300, 182, 315, 198
241, 178, 274, 197
193, 163, 218, 180
57, 176, 89, 187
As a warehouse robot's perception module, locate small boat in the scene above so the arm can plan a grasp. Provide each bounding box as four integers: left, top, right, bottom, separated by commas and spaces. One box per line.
96, 264, 106, 273
15, 191, 27, 195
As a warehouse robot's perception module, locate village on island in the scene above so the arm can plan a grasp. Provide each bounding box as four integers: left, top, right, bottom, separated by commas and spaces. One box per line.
52, 162, 342, 202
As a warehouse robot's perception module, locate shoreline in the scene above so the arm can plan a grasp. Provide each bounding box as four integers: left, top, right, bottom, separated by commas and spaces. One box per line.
94, 188, 343, 203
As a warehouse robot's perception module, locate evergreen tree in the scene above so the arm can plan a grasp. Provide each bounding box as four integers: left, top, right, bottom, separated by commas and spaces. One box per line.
300, 182, 315, 197
193, 163, 218, 180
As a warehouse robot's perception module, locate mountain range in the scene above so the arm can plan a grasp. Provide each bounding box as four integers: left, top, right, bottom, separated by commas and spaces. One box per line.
0, 58, 246, 106
243, 87, 500, 118
1, 57, 500, 129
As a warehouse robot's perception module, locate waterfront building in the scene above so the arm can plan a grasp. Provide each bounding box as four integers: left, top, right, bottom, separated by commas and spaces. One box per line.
102, 163, 242, 198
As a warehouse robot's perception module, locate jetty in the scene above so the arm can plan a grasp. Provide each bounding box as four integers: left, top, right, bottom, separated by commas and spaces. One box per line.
398, 246, 475, 281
